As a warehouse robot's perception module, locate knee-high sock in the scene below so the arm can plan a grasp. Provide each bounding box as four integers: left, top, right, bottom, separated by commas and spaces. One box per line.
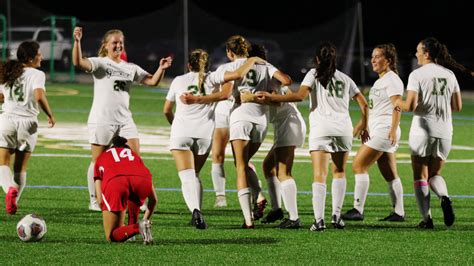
429, 175, 449, 198
266, 176, 281, 210
195, 175, 203, 209
14, 172, 27, 202
414, 180, 431, 221
331, 177, 346, 217
110, 224, 139, 242
281, 179, 298, 220
0, 165, 15, 193
353, 173, 369, 213
388, 178, 405, 216
247, 167, 262, 203
211, 163, 225, 196
312, 182, 326, 222
238, 187, 253, 226
178, 169, 200, 212
87, 162, 96, 202
128, 200, 140, 225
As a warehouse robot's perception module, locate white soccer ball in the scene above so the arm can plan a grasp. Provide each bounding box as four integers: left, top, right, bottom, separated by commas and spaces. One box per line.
16, 214, 47, 242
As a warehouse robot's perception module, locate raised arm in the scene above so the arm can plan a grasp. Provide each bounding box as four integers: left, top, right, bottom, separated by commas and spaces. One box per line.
353, 93, 369, 143
180, 82, 233, 104
163, 100, 175, 125
223, 57, 266, 82
272, 70, 292, 86
34, 88, 55, 128
141, 56, 173, 86
72, 27, 92, 72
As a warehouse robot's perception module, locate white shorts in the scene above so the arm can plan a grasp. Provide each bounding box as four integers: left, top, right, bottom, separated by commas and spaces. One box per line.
365, 128, 400, 153
88, 122, 139, 146
273, 113, 306, 148
230, 121, 267, 143
309, 136, 352, 153
169, 137, 212, 155
215, 112, 229, 129
409, 135, 451, 160
0, 114, 38, 152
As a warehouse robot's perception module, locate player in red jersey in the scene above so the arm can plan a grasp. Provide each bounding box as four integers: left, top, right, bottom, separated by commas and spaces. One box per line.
94, 135, 157, 244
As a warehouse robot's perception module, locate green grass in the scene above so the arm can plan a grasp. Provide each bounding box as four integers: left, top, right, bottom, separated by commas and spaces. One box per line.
1, 82, 473, 264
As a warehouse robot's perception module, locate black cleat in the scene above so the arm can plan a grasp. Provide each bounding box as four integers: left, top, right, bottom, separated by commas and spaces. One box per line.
309, 219, 326, 232
417, 217, 434, 229
331, 215, 345, 229
441, 196, 455, 227
192, 209, 208, 229
253, 199, 267, 221
278, 218, 302, 229
379, 212, 405, 222
342, 208, 364, 221
262, 208, 284, 224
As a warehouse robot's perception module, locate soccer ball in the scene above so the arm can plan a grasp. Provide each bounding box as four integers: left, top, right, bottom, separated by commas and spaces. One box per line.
16, 214, 47, 242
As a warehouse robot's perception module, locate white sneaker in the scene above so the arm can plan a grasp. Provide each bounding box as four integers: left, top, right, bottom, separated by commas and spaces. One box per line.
88, 200, 101, 212
139, 219, 153, 245
214, 195, 227, 208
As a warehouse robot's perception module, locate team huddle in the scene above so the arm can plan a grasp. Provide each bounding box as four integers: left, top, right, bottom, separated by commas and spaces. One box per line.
0, 26, 468, 244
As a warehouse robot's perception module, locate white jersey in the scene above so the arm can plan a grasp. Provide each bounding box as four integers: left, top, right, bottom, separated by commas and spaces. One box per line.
269, 84, 301, 123
368, 71, 404, 133
302, 69, 360, 137
1, 67, 45, 118
166, 70, 225, 139
87, 57, 149, 124
226, 58, 277, 126
214, 64, 234, 117
407, 63, 460, 139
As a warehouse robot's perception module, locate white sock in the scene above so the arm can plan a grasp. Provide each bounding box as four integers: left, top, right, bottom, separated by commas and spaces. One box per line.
178, 169, 200, 212
14, 172, 27, 202
266, 176, 282, 210
211, 163, 226, 196
195, 175, 203, 209
247, 167, 262, 203
281, 179, 298, 220
312, 182, 326, 222
87, 162, 96, 203
388, 178, 404, 216
331, 177, 346, 217
414, 180, 431, 221
429, 175, 449, 198
0, 165, 15, 193
238, 187, 253, 226
353, 173, 369, 214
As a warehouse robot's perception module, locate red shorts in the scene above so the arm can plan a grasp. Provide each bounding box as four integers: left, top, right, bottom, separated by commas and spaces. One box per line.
101, 175, 152, 212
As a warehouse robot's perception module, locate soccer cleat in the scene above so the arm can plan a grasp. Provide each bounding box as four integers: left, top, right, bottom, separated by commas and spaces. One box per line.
192, 209, 208, 229
278, 218, 302, 229
242, 220, 255, 229
5, 187, 18, 215
139, 219, 153, 245
417, 217, 434, 229
309, 219, 326, 232
341, 208, 364, 221
331, 215, 345, 229
253, 199, 267, 220
214, 195, 227, 208
88, 199, 101, 212
262, 208, 284, 224
441, 196, 455, 227
379, 212, 405, 222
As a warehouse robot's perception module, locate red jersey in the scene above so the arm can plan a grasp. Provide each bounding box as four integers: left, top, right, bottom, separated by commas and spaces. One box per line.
94, 147, 152, 189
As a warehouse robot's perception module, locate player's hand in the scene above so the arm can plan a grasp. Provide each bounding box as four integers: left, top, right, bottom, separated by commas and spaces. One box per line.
48, 115, 56, 128
73, 27, 82, 42
180, 92, 197, 104
159, 56, 173, 70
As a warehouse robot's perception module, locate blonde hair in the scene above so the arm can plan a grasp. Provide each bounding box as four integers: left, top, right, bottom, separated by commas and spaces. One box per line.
226, 35, 250, 57
97, 29, 124, 57
188, 49, 209, 94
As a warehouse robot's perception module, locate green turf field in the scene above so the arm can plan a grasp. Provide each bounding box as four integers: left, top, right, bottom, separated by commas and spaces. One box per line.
1, 82, 473, 264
